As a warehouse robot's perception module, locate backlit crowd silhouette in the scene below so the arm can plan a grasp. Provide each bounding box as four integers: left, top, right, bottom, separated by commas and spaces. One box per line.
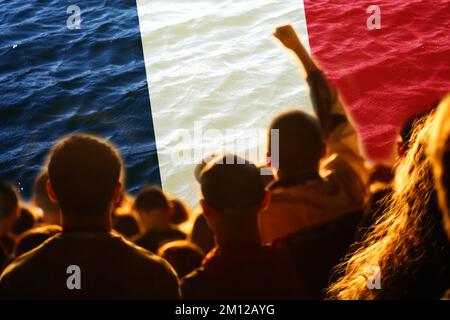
0, 26, 449, 300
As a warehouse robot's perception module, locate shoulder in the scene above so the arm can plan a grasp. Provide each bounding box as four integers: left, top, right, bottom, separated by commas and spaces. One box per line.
171, 228, 187, 239
0, 236, 59, 296
113, 235, 181, 299
1, 234, 59, 277
180, 267, 207, 299
119, 235, 176, 274
131, 231, 150, 244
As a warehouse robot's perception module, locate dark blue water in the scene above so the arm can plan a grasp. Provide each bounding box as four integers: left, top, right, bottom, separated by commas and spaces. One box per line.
0, 0, 161, 199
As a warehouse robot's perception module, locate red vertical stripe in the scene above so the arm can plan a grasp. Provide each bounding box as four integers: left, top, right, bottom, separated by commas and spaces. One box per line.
304, 0, 450, 161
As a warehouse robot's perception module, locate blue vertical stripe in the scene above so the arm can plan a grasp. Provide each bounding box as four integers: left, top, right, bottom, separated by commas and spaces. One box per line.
0, 1, 161, 197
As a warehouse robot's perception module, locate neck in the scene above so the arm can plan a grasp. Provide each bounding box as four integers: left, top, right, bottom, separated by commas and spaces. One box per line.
276, 169, 320, 184
62, 211, 111, 233
215, 220, 261, 247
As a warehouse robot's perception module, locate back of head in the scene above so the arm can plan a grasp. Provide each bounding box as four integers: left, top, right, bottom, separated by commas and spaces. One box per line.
0, 181, 18, 222
170, 198, 190, 225
200, 154, 265, 216
33, 171, 60, 216
429, 95, 450, 239
12, 207, 36, 235
15, 225, 62, 257
47, 134, 122, 216
269, 110, 323, 175
112, 213, 140, 239
134, 186, 171, 213
158, 240, 204, 278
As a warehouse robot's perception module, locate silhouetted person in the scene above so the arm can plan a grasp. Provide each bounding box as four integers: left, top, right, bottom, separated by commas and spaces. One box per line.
12, 207, 36, 236
14, 225, 62, 258
0, 135, 179, 299
429, 95, 450, 299
430, 95, 450, 240
182, 154, 307, 300
259, 27, 369, 245
0, 248, 5, 274
190, 213, 215, 254
33, 171, 60, 226
356, 107, 439, 242
158, 240, 204, 278
327, 110, 450, 299
112, 213, 140, 239
0, 182, 19, 270
190, 160, 216, 254
170, 198, 190, 225
132, 186, 186, 253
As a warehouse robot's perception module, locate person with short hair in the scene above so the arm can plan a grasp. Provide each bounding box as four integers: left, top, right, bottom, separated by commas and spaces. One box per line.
132, 186, 186, 253
14, 224, 62, 258
158, 240, 204, 278
0, 182, 19, 270
12, 207, 37, 236
112, 212, 141, 239
181, 154, 307, 300
0, 182, 19, 231
170, 198, 190, 225
259, 27, 369, 245
33, 171, 60, 226
0, 134, 180, 299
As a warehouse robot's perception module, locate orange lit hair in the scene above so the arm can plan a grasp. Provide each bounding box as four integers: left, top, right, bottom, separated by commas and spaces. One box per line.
327, 109, 449, 299
428, 95, 450, 239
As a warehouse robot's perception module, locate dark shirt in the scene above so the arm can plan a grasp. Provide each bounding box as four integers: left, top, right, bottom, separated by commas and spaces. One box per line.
134, 228, 186, 253
355, 185, 392, 242
181, 243, 308, 300
0, 235, 14, 272
0, 231, 180, 299
0, 235, 15, 257
281, 210, 363, 299
190, 214, 215, 254
0, 247, 6, 273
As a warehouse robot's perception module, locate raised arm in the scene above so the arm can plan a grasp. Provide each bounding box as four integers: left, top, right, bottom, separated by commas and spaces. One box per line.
274, 25, 343, 139
274, 25, 369, 193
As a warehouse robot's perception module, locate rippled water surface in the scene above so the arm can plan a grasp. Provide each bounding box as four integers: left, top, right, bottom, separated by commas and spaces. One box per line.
138, 0, 311, 206
1, 1, 311, 207
304, 0, 450, 161
0, 1, 160, 198
5, 1, 446, 209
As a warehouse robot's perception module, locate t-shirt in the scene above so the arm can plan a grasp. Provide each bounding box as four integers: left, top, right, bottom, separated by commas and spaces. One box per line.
181, 243, 308, 300
134, 228, 186, 253
0, 231, 180, 299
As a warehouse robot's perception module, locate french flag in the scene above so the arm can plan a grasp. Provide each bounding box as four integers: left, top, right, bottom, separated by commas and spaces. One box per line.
1, 1, 450, 205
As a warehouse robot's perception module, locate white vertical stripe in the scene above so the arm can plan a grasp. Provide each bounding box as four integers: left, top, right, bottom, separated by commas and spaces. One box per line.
137, 0, 311, 207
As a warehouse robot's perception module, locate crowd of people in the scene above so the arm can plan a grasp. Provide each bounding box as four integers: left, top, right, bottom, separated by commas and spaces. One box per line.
0, 27, 449, 300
